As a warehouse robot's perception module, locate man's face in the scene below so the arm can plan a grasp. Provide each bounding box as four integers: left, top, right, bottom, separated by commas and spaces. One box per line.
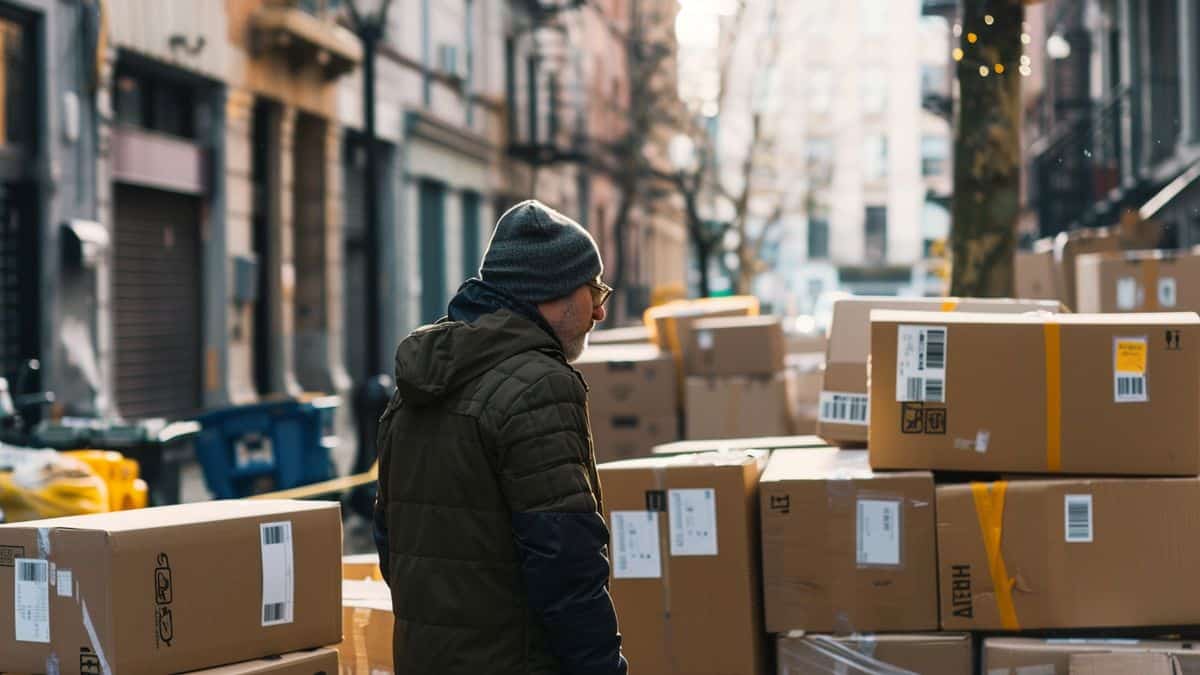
543, 284, 607, 362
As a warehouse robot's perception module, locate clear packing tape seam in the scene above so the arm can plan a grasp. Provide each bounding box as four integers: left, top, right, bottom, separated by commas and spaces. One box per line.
777, 634, 920, 675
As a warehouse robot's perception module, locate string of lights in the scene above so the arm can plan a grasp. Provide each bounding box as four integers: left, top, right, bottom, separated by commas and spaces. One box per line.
951, 14, 1034, 78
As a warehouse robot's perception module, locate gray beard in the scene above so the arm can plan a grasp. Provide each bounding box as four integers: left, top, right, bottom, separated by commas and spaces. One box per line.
563, 333, 589, 362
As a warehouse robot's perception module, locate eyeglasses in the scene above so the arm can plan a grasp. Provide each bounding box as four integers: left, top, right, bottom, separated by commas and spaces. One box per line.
588, 279, 614, 308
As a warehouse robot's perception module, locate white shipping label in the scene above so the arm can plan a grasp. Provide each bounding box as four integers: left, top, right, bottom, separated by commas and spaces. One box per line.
1113, 336, 1148, 403
260, 521, 295, 626
1159, 277, 1178, 308
56, 569, 73, 598
895, 325, 947, 402
1116, 276, 1139, 310
14, 558, 49, 643
818, 391, 869, 426
611, 511, 662, 578
669, 489, 718, 556
697, 330, 714, 350
856, 499, 901, 566
1064, 494, 1094, 543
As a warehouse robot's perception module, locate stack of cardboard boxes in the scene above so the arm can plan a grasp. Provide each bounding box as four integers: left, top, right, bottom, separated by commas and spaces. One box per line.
0, 500, 345, 675
575, 344, 680, 463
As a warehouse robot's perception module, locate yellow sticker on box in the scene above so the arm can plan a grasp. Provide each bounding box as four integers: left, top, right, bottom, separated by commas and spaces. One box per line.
1115, 338, 1147, 374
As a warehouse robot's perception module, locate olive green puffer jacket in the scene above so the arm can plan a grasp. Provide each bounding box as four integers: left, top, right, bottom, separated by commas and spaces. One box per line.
374, 286, 626, 675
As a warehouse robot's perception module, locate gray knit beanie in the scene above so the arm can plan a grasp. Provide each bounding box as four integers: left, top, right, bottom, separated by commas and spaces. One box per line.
479, 200, 603, 304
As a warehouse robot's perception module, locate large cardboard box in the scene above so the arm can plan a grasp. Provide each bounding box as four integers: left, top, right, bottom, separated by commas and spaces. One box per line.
786, 353, 823, 435
342, 553, 382, 581
869, 311, 1200, 475
1076, 249, 1200, 313
985, 638, 1200, 674
685, 373, 792, 440
685, 315, 786, 377
0, 500, 342, 675
760, 449, 937, 633
575, 345, 680, 461
652, 435, 828, 456
336, 580, 394, 675
1055, 228, 1124, 309
644, 296, 760, 405
939, 477, 1200, 631
817, 297, 1065, 446
599, 451, 768, 675
184, 648, 340, 675
575, 344, 677, 417
776, 633, 972, 675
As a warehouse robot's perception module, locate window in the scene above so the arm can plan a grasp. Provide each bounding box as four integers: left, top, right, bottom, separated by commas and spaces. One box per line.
807, 217, 830, 260
112, 69, 197, 139
921, 135, 950, 176
863, 135, 888, 180
859, 0, 888, 35
864, 206, 887, 263
860, 69, 887, 115
807, 68, 832, 114
0, 17, 31, 150
921, 64, 949, 97
807, 137, 833, 182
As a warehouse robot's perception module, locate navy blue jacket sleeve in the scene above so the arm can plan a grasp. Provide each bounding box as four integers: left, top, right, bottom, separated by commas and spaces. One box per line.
494, 370, 627, 675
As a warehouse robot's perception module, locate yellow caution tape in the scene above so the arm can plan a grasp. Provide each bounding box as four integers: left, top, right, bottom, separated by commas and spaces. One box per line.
1043, 322, 1062, 472
248, 462, 378, 501
971, 481, 1020, 630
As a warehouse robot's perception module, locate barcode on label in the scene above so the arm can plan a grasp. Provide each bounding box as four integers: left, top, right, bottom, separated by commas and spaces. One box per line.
262, 524, 288, 546
1116, 376, 1145, 400
263, 602, 286, 624
1065, 494, 1093, 543
924, 328, 946, 370
18, 560, 46, 584
819, 392, 869, 425
897, 325, 948, 402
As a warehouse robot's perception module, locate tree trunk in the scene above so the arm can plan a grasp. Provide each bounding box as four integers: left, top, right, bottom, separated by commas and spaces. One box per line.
949, 0, 1022, 298
696, 239, 713, 298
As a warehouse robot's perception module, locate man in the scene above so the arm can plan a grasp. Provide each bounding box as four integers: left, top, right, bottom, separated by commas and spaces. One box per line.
374, 200, 628, 674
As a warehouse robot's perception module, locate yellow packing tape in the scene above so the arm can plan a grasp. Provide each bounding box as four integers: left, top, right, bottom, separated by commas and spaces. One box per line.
940, 299, 959, 312
971, 481, 1020, 630
248, 462, 378, 501
1043, 322, 1062, 472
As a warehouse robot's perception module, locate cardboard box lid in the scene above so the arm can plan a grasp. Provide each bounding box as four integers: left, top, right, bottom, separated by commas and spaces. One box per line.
760, 446, 927, 483
691, 315, 783, 331
182, 648, 340, 675
827, 297, 1065, 364
776, 633, 971, 674
575, 343, 671, 364
652, 435, 827, 456
588, 325, 652, 345
1070, 652, 1182, 675
0, 499, 336, 533
870, 309, 1200, 327
599, 448, 768, 471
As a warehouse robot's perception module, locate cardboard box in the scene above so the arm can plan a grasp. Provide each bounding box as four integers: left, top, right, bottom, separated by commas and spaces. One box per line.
644, 296, 760, 405
760, 449, 937, 633
686, 373, 792, 440
0, 500, 342, 675
1016, 249, 1061, 301
575, 344, 678, 418
818, 297, 1065, 447
588, 325, 652, 346
869, 311, 1200, 475
652, 435, 828, 456
985, 638, 1200, 675
939, 477, 1200, 631
342, 553, 382, 581
184, 648, 340, 675
776, 633, 972, 675
786, 353, 824, 435
1076, 249, 1200, 313
686, 315, 786, 377
1071, 653, 1182, 675
589, 413, 679, 463
599, 451, 769, 675
336, 580, 393, 675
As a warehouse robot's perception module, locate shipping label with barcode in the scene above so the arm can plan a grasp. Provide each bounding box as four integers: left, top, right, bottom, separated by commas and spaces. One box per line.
896, 325, 947, 403
14, 558, 49, 643
1113, 337, 1148, 403
611, 511, 662, 579
1159, 277, 1178, 308
818, 391, 869, 425
856, 499, 902, 566
1064, 494, 1094, 543
260, 521, 295, 626
1116, 276, 1139, 310
668, 489, 718, 556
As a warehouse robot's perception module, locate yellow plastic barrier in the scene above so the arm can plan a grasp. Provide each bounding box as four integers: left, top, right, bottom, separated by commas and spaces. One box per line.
64, 450, 148, 512
0, 450, 110, 522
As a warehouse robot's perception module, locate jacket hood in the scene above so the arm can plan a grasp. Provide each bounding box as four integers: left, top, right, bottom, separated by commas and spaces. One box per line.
393, 309, 563, 406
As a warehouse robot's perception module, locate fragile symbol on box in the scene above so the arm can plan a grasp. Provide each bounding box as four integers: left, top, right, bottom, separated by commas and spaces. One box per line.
768, 494, 790, 515
900, 403, 947, 435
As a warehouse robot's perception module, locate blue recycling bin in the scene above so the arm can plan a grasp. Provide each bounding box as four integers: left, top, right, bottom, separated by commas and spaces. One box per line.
194, 396, 339, 499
